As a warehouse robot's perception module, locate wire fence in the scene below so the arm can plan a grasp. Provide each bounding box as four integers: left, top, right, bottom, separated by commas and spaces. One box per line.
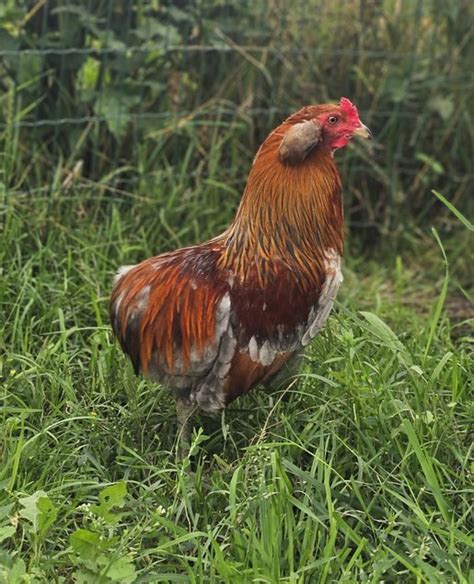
0, 0, 472, 225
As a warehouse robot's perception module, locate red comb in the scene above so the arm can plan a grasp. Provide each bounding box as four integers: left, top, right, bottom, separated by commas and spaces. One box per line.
340, 97, 360, 125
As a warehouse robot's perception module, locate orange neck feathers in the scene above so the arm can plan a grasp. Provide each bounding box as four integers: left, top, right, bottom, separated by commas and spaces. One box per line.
219, 119, 344, 287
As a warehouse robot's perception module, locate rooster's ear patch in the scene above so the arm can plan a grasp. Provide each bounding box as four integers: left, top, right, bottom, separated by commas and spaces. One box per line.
279, 120, 322, 165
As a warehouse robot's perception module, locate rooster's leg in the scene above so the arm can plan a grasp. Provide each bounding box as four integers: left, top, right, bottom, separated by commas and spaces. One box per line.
175, 398, 195, 457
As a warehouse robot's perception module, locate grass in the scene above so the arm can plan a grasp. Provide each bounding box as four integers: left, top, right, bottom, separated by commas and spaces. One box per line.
0, 170, 472, 582
0, 2, 472, 580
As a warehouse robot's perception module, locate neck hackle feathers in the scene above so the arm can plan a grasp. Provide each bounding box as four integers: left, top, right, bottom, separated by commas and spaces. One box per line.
219, 106, 345, 287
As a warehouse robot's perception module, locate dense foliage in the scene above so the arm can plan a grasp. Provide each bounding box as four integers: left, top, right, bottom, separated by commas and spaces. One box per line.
0, 0, 472, 237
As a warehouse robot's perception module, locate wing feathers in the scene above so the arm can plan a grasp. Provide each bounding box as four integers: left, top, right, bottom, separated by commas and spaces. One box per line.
110, 247, 230, 380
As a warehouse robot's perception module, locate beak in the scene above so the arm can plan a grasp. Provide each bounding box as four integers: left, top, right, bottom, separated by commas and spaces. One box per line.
353, 122, 372, 139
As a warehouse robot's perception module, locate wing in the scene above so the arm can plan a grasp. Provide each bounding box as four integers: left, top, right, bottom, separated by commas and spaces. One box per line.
110, 246, 232, 389
222, 251, 342, 402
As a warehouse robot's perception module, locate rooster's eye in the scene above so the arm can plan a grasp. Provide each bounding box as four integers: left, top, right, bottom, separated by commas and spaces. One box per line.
328, 116, 338, 125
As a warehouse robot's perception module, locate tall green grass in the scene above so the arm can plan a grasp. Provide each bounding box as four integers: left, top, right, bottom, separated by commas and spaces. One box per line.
1, 172, 472, 580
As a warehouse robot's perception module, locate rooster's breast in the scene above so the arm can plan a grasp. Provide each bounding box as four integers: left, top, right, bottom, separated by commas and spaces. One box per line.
221, 249, 343, 404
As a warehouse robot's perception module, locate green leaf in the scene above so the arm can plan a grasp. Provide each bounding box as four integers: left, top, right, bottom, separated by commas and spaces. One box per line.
430, 351, 453, 382
77, 57, 101, 93
416, 153, 444, 174
424, 229, 449, 361
432, 190, 474, 231
428, 96, 454, 121
359, 311, 405, 352
97, 555, 137, 583
73, 568, 102, 584
359, 311, 414, 371
70, 529, 103, 561
18, 490, 57, 536
0, 525, 15, 544
91, 482, 127, 524
17, 55, 43, 88
18, 491, 45, 529
421, 410, 434, 425
37, 496, 58, 538
94, 92, 139, 139
134, 20, 181, 44
0, 557, 26, 584
0, 503, 15, 522
401, 419, 451, 523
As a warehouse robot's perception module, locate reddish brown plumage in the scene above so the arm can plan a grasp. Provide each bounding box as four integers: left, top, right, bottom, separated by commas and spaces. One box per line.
110, 99, 370, 415
110, 245, 229, 374
223, 351, 294, 403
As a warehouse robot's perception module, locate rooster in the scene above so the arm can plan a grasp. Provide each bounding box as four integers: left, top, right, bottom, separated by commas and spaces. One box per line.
110, 98, 371, 446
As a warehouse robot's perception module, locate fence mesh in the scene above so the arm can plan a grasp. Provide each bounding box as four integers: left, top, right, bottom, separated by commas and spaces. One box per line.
0, 0, 472, 230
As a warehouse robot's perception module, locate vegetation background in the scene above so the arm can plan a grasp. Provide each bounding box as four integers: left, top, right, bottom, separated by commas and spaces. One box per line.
0, 0, 472, 582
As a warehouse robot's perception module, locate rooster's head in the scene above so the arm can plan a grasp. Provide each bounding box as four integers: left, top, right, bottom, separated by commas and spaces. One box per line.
316, 97, 372, 151
277, 98, 372, 164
